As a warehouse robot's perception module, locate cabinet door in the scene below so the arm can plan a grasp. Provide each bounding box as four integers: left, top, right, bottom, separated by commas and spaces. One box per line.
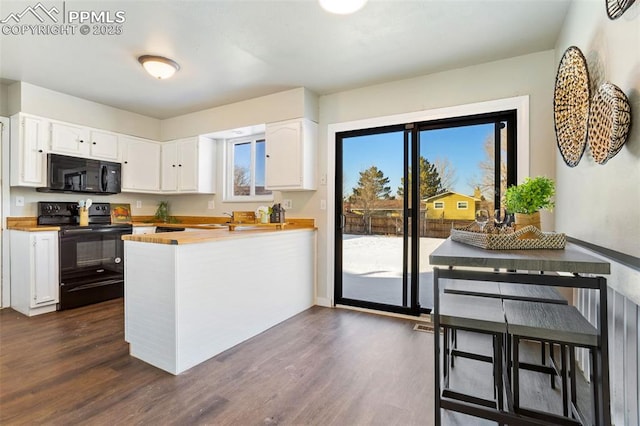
89, 130, 119, 160
132, 226, 156, 234
161, 141, 179, 191
178, 138, 199, 191
121, 137, 161, 192
50, 122, 89, 156
19, 116, 48, 186
265, 121, 302, 188
31, 233, 59, 307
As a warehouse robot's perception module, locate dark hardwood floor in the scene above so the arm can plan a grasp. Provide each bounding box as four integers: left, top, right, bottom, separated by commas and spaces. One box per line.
0, 300, 434, 425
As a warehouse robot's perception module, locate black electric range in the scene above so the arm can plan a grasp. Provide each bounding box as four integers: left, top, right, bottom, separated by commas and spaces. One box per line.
37, 202, 132, 310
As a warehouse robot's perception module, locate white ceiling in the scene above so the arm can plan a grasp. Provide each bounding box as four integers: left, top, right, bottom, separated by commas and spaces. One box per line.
0, 0, 572, 119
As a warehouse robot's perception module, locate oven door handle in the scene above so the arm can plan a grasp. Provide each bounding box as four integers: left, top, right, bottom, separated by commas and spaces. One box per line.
61, 228, 126, 235
62, 279, 123, 292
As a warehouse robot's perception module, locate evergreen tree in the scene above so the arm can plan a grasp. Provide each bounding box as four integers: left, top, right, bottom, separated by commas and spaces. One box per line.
351, 166, 392, 233
397, 156, 444, 199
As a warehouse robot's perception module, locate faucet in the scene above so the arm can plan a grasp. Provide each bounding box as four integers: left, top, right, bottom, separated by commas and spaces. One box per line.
222, 212, 233, 223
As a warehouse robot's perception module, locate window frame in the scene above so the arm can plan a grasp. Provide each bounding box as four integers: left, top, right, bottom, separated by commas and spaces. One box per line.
434, 201, 445, 209
224, 134, 273, 202
457, 201, 468, 209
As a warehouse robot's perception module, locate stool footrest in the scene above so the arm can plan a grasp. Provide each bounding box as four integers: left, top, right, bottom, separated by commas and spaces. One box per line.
517, 361, 558, 377
442, 389, 497, 409
516, 407, 582, 426
450, 349, 493, 363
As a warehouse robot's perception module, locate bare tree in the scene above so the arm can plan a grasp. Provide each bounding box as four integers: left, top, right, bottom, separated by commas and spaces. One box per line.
468, 127, 508, 209
433, 157, 458, 192
234, 166, 250, 196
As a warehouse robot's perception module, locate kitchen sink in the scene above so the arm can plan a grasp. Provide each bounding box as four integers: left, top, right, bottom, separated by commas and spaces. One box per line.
190, 224, 229, 229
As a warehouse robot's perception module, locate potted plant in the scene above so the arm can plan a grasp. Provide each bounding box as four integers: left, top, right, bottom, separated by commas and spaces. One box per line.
154, 201, 179, 223
504, 176, 555, 232
255, 205, 272, 224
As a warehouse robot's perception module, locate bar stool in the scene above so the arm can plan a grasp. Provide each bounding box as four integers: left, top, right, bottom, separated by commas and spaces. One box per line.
444, 279, 568, 381
504, 300, 600, 425
438, 293, 507, 411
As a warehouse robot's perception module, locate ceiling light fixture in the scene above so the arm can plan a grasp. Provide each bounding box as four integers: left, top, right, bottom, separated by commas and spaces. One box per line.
319, 0, 367, 14
137, 55, 180, 80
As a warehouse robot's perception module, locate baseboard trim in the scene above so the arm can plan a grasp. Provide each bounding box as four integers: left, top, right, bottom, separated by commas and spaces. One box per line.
335, 304, 432, 323
315, 297, 332, 307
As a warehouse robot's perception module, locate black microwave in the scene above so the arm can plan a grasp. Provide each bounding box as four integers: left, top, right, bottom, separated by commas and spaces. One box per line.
37, 153, 121, 194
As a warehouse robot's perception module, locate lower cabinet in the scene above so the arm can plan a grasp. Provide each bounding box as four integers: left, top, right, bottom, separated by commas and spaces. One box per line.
132, 226, 156, 234
10, 231, 59, 316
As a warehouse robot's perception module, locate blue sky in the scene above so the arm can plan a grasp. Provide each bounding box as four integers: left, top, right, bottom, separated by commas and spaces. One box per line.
235, 140, 267, 186
342, 124, 493, 198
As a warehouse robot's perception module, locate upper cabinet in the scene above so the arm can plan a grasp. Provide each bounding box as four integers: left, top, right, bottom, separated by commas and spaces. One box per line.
265, 118, 317, 191
50, 121, 119, 161
88, 129, 119, 161
9, 112, 219, 195
120, 136, 161, 193
50, 121, 90, 157
161, 136, 216, 193
10, 113, 49, 187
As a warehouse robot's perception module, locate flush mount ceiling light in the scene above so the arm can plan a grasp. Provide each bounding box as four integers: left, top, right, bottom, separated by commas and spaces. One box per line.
319, 0, 367, 14
137, 55, 180, 80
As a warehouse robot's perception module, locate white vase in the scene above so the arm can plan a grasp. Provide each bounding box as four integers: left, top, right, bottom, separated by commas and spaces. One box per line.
260, 213, 269, 224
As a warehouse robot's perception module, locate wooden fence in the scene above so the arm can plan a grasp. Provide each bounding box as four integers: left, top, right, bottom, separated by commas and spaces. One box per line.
343, 214, 474, 239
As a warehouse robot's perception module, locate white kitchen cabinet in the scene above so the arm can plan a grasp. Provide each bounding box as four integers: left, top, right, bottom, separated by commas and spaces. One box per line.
265, 118, 317, 191
89, 129, 119, 160
161, 136, 216, 193
50, 121, 90, 157
10, 231, 59, 316
120, 136, 161, 192
10, 113, 49, 187
132, 226, 156, 234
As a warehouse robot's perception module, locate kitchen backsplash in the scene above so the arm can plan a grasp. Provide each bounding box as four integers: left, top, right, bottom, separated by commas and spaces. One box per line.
8, 187, 315, 219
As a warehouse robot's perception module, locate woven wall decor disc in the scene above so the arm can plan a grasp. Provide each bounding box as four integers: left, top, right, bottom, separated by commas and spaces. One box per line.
554, 46, 591, 167
588, 82, 632, 164
606, 0, 636, 19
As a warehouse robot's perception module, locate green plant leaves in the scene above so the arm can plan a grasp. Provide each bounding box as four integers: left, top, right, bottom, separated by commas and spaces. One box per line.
504, 176, 555, 214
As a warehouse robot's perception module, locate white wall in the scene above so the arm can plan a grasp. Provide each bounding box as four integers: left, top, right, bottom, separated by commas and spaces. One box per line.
554, 0, 639, 258
313, 50, 557, 304
160, 87, 318, 141
0, 83, 8, 117
555, 2, 640, 424
9, 82, 161, 140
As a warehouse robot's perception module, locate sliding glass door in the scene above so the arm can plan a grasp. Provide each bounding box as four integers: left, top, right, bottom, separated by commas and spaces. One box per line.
335, 125, 418, 314
335, 111, 516, 315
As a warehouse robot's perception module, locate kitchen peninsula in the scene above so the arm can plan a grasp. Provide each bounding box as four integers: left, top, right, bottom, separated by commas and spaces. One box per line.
122, 227, 316, 375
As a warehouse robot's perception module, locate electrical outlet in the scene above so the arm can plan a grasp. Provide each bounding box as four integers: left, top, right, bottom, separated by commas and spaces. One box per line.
15, 196, 24, 207
320, 173, 327, 185
136, 200, 142, 208
208, 199, 215, 209
320, 199, 326, 210
283, 199, 292, 210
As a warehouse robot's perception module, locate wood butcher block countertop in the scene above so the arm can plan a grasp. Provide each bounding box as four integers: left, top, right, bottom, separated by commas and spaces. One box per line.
123, 227, 315, 245
6, 217, 59, 231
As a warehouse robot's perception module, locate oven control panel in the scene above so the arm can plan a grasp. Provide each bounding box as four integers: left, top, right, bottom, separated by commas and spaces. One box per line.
38, 202, 112, 225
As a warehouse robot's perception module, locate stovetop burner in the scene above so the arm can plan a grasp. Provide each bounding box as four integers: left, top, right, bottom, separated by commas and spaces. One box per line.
37, 201, 129, 228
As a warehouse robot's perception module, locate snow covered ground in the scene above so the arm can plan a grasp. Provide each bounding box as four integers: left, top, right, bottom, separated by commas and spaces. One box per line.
341, 234, 446, 309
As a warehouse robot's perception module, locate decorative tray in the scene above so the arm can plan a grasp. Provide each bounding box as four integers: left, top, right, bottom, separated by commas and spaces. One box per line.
450, 225, 566, 250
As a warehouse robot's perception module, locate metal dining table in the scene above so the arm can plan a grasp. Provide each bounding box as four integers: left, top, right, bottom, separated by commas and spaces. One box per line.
429, 238, 612, 426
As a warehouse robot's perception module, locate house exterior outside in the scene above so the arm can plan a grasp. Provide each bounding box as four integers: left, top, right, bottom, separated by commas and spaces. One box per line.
424, 191, 480, 220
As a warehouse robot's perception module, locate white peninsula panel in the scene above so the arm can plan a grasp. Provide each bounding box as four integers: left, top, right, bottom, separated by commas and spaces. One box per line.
124, 229, 316, 374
